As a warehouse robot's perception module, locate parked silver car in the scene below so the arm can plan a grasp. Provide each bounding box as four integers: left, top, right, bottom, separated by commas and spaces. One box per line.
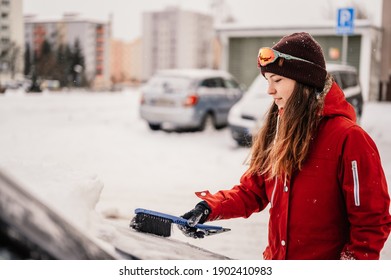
139, 69, 244, 131
228, 63, 364, 146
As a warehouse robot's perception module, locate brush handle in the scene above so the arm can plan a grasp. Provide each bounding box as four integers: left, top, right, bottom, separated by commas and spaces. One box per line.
134, 208, 222, 230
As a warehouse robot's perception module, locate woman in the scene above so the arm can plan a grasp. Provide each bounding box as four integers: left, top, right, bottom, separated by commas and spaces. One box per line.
179, 32, 391, 260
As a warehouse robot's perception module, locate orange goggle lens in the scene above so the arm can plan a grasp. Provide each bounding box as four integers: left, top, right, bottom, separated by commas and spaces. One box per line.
257, 48, 278, 68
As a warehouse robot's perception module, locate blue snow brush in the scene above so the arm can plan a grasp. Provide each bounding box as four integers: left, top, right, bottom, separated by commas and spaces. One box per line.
130, 208, 230, 238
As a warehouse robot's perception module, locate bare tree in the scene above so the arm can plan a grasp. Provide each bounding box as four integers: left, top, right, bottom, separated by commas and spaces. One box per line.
0, 41, 21, 79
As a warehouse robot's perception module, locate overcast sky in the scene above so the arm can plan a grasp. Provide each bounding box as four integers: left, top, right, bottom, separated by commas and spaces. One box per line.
23, 0, 383, 42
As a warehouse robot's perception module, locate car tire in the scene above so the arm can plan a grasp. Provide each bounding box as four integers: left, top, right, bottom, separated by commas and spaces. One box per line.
199, 113, 215, 132
148, 123, 161, 131
350, 100, 362, 124
236, 139, 252, 147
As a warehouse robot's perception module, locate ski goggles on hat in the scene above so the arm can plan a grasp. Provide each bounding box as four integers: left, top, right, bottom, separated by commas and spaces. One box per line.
257, 47, 315, 68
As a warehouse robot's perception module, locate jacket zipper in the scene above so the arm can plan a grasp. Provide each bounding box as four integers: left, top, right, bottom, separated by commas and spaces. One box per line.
352, 160, 360, 206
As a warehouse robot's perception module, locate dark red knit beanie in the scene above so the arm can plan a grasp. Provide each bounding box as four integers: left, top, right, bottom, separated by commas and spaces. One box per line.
260, 32, 327, 90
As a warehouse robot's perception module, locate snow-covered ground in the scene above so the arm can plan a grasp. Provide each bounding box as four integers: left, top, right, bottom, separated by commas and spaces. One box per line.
0, 88, 389, 259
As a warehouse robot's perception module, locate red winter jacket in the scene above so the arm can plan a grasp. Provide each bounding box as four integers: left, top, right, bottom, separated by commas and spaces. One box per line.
196, 82, 391, 260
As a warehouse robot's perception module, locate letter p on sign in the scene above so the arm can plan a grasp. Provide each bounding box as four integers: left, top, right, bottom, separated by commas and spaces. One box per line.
336, 8, 355, 34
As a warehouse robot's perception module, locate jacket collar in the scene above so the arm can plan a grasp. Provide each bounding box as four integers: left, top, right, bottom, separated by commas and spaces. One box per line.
321, 79, 357, 122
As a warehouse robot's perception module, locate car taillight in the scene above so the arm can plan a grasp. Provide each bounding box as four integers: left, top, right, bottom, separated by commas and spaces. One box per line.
184, 94, 199, 107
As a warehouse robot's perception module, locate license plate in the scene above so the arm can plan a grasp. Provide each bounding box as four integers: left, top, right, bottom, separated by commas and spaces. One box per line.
152, 98, 175, 106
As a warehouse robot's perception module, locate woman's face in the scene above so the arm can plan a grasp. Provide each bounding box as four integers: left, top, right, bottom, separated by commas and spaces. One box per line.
264, 72, 296, 110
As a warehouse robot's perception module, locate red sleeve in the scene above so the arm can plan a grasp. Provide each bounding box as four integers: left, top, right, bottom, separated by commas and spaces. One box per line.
195, 171, 269, 221
339, 125, 391, 259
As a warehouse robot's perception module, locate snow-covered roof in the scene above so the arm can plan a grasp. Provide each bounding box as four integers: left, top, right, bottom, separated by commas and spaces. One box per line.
214, 19, 379, 36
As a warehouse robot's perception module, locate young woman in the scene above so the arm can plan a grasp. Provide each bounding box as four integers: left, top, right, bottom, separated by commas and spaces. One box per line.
179, 32, 391, 260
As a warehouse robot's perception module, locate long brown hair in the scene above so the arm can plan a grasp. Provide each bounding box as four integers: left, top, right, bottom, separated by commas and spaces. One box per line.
247, 75, 331, 179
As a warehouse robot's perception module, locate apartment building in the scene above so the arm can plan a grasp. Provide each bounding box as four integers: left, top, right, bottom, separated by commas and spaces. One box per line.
142, 7, 214, 81
24, 14, 111, 89
0, 0, 24, 83
129, 38, 142, 84
110, 37, 142, 86
110, 39, 130, 84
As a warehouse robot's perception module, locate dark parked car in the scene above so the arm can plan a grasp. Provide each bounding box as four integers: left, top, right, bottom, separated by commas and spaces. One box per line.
0, 169, 117, 260
0, 168, 230, 260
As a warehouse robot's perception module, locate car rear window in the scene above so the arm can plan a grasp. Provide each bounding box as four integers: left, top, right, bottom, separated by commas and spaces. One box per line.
200, 78, 225, 88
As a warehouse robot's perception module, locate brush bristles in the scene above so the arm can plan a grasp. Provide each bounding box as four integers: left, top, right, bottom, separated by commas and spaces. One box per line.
131, 213, 173, 237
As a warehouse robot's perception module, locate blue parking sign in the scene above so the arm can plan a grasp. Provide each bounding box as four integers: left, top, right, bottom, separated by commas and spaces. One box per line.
336, 8, 355, 34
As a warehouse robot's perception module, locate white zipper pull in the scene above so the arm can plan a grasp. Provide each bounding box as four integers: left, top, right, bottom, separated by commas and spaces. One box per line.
283, 175, 288, 192
270, 178, 277, 208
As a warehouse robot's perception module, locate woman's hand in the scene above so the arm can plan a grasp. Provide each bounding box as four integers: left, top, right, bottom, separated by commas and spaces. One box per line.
177, 201, 210, 238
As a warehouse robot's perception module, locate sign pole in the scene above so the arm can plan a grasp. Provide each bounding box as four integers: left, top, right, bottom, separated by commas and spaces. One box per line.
336, 8, 355, 65
342, 34, 348, 65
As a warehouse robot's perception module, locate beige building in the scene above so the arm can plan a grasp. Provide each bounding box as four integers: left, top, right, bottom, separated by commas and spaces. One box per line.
128, 38, 142, 84
0, 0, 24, 84
110, 38, 142, 86
110, 39, 129, 84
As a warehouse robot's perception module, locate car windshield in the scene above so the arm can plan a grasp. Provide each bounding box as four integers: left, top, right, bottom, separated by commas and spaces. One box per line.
145, 75, 194, 93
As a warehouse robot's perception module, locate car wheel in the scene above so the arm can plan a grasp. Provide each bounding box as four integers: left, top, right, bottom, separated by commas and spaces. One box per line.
199, 113, 215, 132
352, 103, 362, 124
148, 123, 161, 131
237, 139, 252, 147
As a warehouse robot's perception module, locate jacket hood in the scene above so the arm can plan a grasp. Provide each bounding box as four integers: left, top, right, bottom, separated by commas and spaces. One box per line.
321, 78, 356, 123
